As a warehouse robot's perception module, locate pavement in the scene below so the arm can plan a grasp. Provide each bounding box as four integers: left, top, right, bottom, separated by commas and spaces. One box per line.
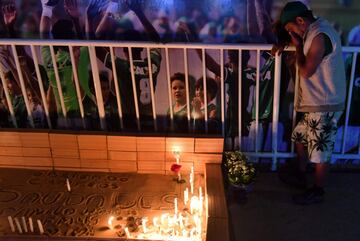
227, 172, 360, 241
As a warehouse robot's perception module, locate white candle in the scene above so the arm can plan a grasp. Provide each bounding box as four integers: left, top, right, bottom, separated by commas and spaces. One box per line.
184, 188, 189, 205
153, 217, 158, 227
174, 198, 178, 214
14, 218, 22, 234
37, 219, 44, 234
161, 213, 168, 225
107, 216, 115, 230
199, 187, 202, 199
29, 217, 34, 232
7, 216, 15, 232
66, 178, 71, 192
142, 218, 148, 233
190, 166, 194, 194
21, 216, 28, 232
190, 196, 199, 214
124, 227, 131, 238
178, 213, 184, 229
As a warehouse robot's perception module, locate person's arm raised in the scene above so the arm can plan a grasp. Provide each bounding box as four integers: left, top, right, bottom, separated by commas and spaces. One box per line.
40, 0, 59, 39
125, 0, 161, 42
178, 22, 221, 76
64, 0, 83, 39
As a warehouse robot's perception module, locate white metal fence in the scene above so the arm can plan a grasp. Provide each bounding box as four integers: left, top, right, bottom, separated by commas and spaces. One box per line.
0, 39, 359, 168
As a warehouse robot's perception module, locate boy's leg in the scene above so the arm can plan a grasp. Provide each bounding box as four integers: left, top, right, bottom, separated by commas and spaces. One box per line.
315, 162, 328, 188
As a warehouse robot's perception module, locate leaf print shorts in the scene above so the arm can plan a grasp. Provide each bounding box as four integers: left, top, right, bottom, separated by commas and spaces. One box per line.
291, 111, 343, 163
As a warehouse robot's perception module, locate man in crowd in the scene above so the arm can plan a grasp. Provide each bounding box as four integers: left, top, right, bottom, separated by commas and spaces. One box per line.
89, 0, 162, 130
273, 1, 346, 205
40, 0, 95, 129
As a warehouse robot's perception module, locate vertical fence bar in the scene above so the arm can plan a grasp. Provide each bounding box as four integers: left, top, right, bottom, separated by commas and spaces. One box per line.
202, 48, 208, 133
88, 46, 106, 130
128, 46, 141, 130
271, 52, 282, 171
109, 47, 124, 129
49, 45, 67, 120
30, 45, 52, 129
0, 65, 17, 127
146, 47, 158, 131
238, 49, 243, 150
184, 48, 191, 131
255, 50, 261, 154
342, 52, 357, 154
69, 46, 86, 129
11, 45, 34, 128
220, 49, 225, 136
165, 48, 174, 129
291, 64, 300, 153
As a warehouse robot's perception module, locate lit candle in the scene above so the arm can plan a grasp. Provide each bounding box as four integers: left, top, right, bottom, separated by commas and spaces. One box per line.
124, 227, 131, 238
190, 196, 199, 214
142, 217, 148, 233
29, 217, 34, 232
160, 213, 168, 225
21, 216, 28, 232
37, 219, 44, 234
7, 216, 15, 232
190, 166, 194, 194
153, 217, 158, 227
14, 218, 22, 234
184, 188, 189, 205
178, 213, 184, 229
108, 216, 115, 230
174, 198, 178, 214
66, 178, 71, 192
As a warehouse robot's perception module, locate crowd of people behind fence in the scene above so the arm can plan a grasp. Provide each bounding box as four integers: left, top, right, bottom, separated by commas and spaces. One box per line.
0, 0, 359, 152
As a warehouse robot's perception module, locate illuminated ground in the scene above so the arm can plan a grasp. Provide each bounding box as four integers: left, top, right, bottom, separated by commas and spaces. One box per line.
228, 171, 360, 241
0, 169, 205, 240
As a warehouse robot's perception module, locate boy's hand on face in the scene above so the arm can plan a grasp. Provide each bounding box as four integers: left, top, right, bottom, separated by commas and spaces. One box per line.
289, 31, 302, 48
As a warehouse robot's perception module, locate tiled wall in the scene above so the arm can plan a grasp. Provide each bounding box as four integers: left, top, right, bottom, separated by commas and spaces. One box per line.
0, 132, 223, 174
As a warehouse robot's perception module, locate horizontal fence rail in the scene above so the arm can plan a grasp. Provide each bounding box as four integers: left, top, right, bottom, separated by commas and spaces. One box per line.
0, 39, 359, 168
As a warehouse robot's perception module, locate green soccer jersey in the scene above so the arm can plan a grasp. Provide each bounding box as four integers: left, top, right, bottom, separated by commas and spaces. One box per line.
104, 48, 162, 119
251, 53, 275, 121
41, 46, 92, 115
225, 66, 255, 137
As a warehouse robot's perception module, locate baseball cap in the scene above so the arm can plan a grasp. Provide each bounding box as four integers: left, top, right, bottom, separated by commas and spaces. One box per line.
280, 1, 312, 26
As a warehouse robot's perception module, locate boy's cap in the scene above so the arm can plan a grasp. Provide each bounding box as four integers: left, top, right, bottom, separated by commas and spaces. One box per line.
280, 1, 312, 26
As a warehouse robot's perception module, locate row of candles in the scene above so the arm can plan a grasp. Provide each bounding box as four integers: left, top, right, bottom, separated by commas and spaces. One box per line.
7, 216, 44, 234
107, 163, 205, 240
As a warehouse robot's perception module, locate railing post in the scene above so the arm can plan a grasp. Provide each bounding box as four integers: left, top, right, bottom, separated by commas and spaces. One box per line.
69, 46, 87, 129
88, 46, 106, 130
0, 57, 17, 128
271, 52, 282, 171
109, 47, 124, 130
146, 47, 158, 131
30, 45, 52, 129
128, 46, 141, 131
11, 45, 35, 128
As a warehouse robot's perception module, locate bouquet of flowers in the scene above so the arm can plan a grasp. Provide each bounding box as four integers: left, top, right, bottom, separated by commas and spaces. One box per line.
223, 151, 256, 186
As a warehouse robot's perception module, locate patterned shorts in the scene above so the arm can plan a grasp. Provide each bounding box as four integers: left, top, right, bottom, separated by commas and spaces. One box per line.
291, 111, 343, 164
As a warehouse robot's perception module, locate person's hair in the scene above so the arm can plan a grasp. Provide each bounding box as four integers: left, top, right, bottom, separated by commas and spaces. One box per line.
272, 20, 292, 47
51, 19, 75, 39
170, 72, 186, 84
195, 77, 218, 101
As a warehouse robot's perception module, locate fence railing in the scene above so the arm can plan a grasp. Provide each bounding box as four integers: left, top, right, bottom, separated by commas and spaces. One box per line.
0, 39, 359, 169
